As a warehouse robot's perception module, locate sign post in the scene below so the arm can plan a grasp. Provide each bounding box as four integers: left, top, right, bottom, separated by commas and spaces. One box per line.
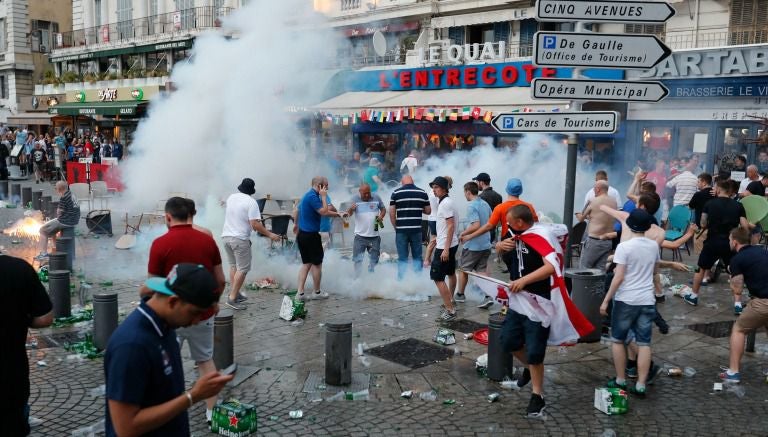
531, 78, 669, 102
534, 32, 672, 69
536, 0, 675, 23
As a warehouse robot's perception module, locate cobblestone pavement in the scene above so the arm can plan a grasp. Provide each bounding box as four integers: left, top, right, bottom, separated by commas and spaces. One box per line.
3, 180, 768, 436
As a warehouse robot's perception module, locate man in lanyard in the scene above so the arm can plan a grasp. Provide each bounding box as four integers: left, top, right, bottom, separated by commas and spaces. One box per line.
105, 264, 233, 437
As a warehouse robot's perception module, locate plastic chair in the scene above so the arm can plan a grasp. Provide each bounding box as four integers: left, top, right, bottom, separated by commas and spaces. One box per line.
69, 182, 92, 211
90, 181, 114, 209
256, 198, 267, 213
664, 205, 691, 261
263, 214, 293, 248
742, 195, 768, 224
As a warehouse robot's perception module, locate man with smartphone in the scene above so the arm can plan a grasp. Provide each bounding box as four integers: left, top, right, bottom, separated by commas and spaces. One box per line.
295, 176, 345, 301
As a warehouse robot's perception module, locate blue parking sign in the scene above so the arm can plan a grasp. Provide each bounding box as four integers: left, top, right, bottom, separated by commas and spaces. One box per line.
502, 116, 515, 129
543, 36, 556, 49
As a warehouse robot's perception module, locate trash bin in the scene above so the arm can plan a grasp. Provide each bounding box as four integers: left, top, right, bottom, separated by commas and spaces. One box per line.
564, 268, 605, 343
487, 312, 514, 381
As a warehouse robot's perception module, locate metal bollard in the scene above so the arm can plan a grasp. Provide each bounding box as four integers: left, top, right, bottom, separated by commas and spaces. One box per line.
21, 186, 32, 208
0, 180, 7, 200
325, 320, 352, 386
213, 309, 234, 370
11, 183, 20, 204
48, 252, 68, 271
41, 195, 51, 217
55, 236, 73, 271
565, 268, 606, 343
93, 292, 118, 350
59, 226, 76, 263
48, 270, 71, 318
746, 330, 756, 353
487, 312, 514, 381
32, 190, 42, 211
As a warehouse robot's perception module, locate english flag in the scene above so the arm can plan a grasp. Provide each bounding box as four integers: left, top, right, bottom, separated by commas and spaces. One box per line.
468, 223, 593, 345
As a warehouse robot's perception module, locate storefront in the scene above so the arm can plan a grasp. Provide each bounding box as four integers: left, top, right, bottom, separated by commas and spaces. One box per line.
313, 57, 624, 175
47, 85, 161, 145
624, 44, 768, 175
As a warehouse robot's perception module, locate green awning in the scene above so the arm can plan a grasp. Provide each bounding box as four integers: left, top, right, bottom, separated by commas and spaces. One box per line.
48, 101, 147, 116
50, 39, 193, 63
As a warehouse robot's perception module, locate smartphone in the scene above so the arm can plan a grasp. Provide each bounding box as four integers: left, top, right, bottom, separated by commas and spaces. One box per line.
220, 363, 238, 376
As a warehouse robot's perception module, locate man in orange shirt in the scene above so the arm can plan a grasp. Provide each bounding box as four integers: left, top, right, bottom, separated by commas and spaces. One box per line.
462, 178, 538, 242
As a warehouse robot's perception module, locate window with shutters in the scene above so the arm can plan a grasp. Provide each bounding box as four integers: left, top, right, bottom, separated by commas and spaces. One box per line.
31, 20, 57, 53
729, 0, 768, 45
624, 23, 665, 38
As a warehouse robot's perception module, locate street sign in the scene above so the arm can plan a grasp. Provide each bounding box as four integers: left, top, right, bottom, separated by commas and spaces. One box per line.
536, 0, 675, 24
534, 32, 672, 69
531, 78, 669, 102
491, 111, 618, 134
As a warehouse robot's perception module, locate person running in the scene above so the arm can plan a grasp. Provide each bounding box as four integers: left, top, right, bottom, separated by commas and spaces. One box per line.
456, 181, 492, 306
221, 178, 280, 310
600, 209, 659, 398
294, 176, 343, 301
430, 176, 460, 322
720, 227, 768, 383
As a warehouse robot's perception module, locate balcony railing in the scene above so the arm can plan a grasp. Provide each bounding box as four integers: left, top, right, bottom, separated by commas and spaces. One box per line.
55, 6, 234, 50
662, 26, 768, 50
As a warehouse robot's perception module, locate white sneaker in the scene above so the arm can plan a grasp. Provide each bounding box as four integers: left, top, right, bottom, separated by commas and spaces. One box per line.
310, 290, 330, 300
28, 416, 44, 428
477, 297, 494, 309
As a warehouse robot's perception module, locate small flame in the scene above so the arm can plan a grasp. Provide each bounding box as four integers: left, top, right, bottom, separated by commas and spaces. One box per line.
4, 217, 43, 241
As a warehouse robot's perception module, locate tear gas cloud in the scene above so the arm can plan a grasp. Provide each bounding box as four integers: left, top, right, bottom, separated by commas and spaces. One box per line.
120, 0, 340, 209
107, 0, 628, 298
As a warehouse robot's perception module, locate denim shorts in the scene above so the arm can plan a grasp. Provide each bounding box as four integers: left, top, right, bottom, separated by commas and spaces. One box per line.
499, 309, 550, 365
610, 300, 656, 346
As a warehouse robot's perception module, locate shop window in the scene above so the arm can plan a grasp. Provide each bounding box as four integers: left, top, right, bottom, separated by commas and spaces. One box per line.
677, 126, 709, 159
716, 126, 749, 172
729, 0, 768, 45
467, 24, 494, 45
641, 126, 672, 165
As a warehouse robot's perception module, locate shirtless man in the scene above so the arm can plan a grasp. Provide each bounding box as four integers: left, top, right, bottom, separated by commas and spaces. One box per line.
576, 180, 617, 271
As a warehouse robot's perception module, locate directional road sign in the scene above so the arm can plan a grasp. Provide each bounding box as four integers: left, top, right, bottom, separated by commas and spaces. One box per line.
536, 0, 675, 24
531, 78, 669, 102
534, 32, 672, 69
491, 111, 618, 134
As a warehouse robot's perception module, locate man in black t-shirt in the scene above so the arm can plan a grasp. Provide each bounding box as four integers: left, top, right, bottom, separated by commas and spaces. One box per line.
473, 172, 502, 242
719, 228, 768, 383
31, 142, 46, 184
685, 180, 749, 306
1, 254, 53, 436
688, 172, 714, 227
745, 174, 768, 197
498, 204, 553, 419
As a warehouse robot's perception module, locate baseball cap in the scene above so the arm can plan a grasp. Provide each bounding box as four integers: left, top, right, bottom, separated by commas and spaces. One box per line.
473, 172, 491, 184
430, 176, 450, 190
145, 263, 219, 308
505, 178, 523, 196
237, 178, 256, 195
626, 209, 653, 233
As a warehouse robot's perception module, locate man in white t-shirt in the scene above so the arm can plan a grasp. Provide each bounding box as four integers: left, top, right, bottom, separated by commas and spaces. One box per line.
221, 178, 280, 310
400, 150, 418, 175
737, 165, 760, 198
346, 183, 386, 277
583, 170, 622, 208
600, 209, 659, 398
429, 176, 460, 322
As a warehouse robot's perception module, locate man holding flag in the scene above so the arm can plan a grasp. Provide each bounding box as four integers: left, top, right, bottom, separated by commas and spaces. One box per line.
496, 205, 593, 418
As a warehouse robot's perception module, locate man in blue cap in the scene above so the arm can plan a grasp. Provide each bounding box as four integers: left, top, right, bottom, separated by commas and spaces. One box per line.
105, 263, 233, 437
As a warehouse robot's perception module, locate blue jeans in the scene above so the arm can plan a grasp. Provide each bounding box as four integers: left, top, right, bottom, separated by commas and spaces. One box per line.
610, 300, 656, 346
396, 230, 423, 278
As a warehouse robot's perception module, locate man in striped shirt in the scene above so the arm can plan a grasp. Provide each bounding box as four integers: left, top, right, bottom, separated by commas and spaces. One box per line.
36, 181, 80, 259
666, 159, 699, 206
389, 175, 431, 279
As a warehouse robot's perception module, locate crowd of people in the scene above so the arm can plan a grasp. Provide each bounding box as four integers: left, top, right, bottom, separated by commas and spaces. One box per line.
7, 154, 768, 435
0, 125, 124, 183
